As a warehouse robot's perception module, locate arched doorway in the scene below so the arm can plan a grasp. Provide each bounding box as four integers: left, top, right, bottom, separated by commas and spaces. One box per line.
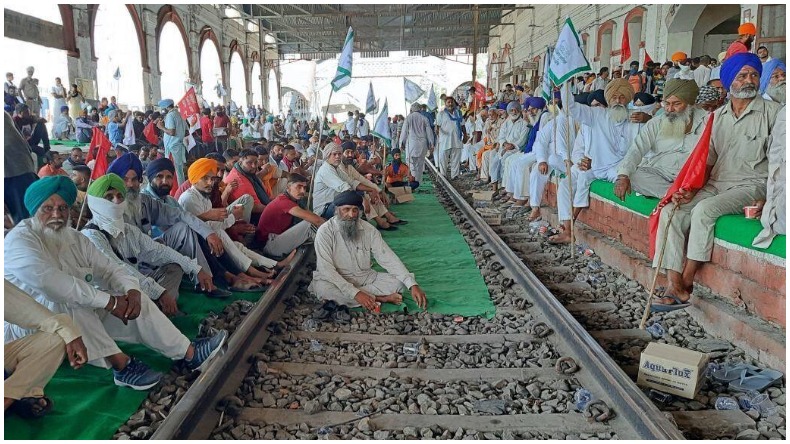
623, 8, 645, 66
94, 3, 144, 109
666, 4, 741, 57
597, 21, 615, 68
200, 38, 223, 107
250, 61, 262, 107
268, 69, 280, 116
229, 52, 246, 110
158, 22, 189, 101
281, 87, 309, 120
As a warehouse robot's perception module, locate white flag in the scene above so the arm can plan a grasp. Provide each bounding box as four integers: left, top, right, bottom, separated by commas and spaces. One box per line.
548, 18, 591, 85
122, 112, 135, 145
366, 81, 376, 114
331, 27, 354, 92
541, 48, 553, 102
404, 78, 425, 103
427, 84, 437, 111
371, 99, 391, 147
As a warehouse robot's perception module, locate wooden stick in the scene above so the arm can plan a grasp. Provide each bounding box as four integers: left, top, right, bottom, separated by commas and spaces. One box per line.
639, 203, 678, 330
561, 82, 575, 259
75, 176, 94, 229
306, 88, 334, 211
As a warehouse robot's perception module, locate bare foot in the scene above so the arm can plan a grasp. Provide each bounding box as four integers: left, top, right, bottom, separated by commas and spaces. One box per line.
548, 232, 573, 244
376, 293, 403, 304
513, 199, 528, 207
527, 208, 541, 221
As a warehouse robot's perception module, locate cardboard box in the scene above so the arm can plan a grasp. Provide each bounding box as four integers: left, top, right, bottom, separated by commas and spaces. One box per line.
472, 190, 494, 201
637, 342, 709, 399
388, 186, 414, 203
476, 208, 502, 226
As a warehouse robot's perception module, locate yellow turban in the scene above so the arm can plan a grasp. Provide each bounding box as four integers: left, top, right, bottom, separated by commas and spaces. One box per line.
604, 78, 634, 105
738, 22, 756, 36
671, 51, 688, 63
188, 158, 219, 185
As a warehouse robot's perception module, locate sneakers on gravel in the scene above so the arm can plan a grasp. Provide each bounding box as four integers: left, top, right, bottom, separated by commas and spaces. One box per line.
113, 357, 163, 390
184, 329, 228, 372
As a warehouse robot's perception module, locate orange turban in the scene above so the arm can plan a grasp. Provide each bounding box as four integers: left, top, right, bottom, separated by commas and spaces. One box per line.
738, 22, 756, 36
188, 158, 219, 185
671, 52, 688, 62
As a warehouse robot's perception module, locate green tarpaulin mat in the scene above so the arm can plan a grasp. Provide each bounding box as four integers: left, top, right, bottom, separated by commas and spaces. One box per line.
373, 177, 495, 318
5, 289, 261, 440
49, 140, 87, 148
589, 180, 785, 259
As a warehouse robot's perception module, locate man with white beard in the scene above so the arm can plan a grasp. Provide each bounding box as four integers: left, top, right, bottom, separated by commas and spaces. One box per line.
489, 101, 529, 193
398, 102, 434, 187
652, 53, 782, 311
477, 109, 505, 183
760, 59, 786, 105
504, 96, 548, 206
461, 108, 487, 174
435, 97, 465, 179
4, 176, 228, 390
615, 79, 706, 200
308, 191, 428, 312
551, 78, 643, 243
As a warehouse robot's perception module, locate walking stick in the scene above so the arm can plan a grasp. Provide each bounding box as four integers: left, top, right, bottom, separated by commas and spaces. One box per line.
561, 82, 575, 259
638, 203, 679, 330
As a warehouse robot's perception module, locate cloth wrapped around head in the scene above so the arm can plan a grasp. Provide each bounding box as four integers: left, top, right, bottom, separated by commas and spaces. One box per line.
671, 52, 688, 63
633, 92, 656, 106
24, 176, 77, 215
322, 142, 342, 159
107, 110, 117, 121
341, 141, 356, 151
391, 148, 401, 156
738, 22, 756, 36
574, 92, 590, 104
60, 105, 69, 113
333, 190, 363, 209
604, 78, 633, 105
663, 79, 700, 104
760, 59, 786, 93
695, 86, 721, 104
158, 99, 174, 108
526, 97, 546, 110
188, 158, 219, 184
87, 173, 127, 198
587, 89, 608, 107
410, 102, 422, 112
506, 100, 522, 113
107, 153, 143, 180
720, 52, 762, 90
145, 157, 175, 181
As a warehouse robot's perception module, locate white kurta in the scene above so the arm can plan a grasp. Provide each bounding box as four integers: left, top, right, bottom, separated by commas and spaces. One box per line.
507, 113, 552, 199
436, 108, 464, 178
491, 117, 529, 184
754, 105, 786, 248
312, 162, 356, 214
308, 217, 418, 307
398, 111, 434, 158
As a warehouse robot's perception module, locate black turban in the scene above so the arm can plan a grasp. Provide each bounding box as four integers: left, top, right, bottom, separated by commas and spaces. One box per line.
587, 89, 608, 107
633, 92, 656, 105
333, 190, 363, 209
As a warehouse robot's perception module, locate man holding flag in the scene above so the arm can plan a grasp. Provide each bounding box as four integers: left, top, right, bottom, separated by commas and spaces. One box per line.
649, 53, 782, 311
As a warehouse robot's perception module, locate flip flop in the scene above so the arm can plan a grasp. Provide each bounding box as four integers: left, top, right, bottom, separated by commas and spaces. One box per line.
10, 396, 53, 419
332, 305, 352, 323
312, 301, 338, 321
228, 283, 267, 293
391, 220, 409, 225
710, 363, 760, 383
728, 368, 784, 392
650, 294, 691, 312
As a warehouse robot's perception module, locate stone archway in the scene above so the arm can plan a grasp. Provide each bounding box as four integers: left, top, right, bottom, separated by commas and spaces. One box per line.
666, 4, 741, 56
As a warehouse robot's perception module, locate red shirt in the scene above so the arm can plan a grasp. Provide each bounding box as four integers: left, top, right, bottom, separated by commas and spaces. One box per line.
213, 115, 230, 137
38, 164, 68, 178
256, 194, 298, 243
725, 41, 749, 60
200, 116, 214, 143
173, 180, 192, 200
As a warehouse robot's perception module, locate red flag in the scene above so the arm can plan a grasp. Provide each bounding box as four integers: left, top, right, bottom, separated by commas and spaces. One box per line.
644, 51, 653, 66
178, 87, 201, 121
331, 116, 337, 124
87, 127, 113, 180
648, 114, 714, 258
143, 120, 159, 145
621, 24, 631, 64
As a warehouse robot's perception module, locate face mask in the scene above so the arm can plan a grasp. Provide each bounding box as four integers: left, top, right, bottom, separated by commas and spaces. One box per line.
87, 195, 127, 238
680, 65, 691, 73
630, 68, 638, 75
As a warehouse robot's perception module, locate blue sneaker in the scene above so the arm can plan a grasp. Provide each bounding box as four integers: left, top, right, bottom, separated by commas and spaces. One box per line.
113, 358, 162, 390
185, 329, 228, 371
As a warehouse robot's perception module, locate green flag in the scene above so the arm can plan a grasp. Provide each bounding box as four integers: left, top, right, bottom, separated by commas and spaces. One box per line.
331, 27, 355, 92
371, 99, 391, 147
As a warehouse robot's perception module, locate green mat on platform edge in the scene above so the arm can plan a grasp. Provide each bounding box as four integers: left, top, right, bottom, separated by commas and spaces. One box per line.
49, 140, 87, 147
369, 176, 495, 319
4, 288, 262, 440
590, 180, 785, 259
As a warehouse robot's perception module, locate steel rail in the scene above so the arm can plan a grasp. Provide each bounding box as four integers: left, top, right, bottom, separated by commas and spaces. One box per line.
425, 160, 684, 440
151, 247, 310, 440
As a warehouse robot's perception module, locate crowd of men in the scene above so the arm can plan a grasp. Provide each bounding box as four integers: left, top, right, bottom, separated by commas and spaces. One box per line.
3, 21, 784, 421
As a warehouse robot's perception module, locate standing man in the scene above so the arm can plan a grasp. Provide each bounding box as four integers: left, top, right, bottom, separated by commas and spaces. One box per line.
345, 111, 357, 137
357, 113, 370, 137
725, 22, 756, 60
694, 55, 713, 88
435, 96, 465, 179
18, 67, 41, 117
592, 67, 610, 91
4, 111, 38, 225
157, 99, 187, 185
398, 102, 434, 187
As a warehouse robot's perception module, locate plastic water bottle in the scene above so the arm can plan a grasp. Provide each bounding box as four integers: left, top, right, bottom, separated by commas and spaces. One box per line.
646, 322, 665, 339
402, 342, 419, 357
714, 396, 739, 410
309, 339, 323, 352
574, 388, 593, 411
302, 318, 318, 332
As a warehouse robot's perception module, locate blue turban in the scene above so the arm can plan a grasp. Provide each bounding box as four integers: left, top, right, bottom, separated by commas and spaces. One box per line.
158, 99, 174, 108
145, 157, 175, 181
341, 141, 356, 151
526, 97, 547, 110
720, 52, 762, 91
60, 105, 69, 113
506, 101, 522, 113
266, 115, 274, 123
24, 176, 77, 216
760, 59, 786, 94
107, 153, 143, 180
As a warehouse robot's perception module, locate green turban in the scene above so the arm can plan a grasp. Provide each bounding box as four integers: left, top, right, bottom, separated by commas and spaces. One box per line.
663, 79, 700, 105
24, 176, 77, 215
87, 173, 127, 199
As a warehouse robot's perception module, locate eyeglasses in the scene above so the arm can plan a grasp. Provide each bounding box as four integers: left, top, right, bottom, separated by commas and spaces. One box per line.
40, 204, 69, 215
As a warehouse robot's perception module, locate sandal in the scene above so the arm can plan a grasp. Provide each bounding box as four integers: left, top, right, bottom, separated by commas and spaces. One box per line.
650, 294, 691, 313
10, 396, 53, 419
729, 367, 784, 392
332, 305, 352, 324
228, 281, 267, 293
710, 363, 760, 383
312, 301, 338, 321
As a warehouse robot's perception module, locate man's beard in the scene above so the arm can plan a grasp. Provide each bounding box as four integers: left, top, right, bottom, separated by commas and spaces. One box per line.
342, 158, 355, 166
730, 83, 758, 99
273, 154, 284, 162
660, 107, 692, 140
31, 217, 67, 253
126, 187, 140, 201
766, 82, 786, 104
608, 104, 629, 123
528, 113, 539, 125
337, 214, 361, 242
153, 184, 172, 197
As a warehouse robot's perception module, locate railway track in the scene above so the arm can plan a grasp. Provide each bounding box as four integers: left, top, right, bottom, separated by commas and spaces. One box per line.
143, 160, 743, 440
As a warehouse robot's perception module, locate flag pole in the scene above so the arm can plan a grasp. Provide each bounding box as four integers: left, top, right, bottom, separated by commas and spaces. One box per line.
306, 88, 334, 211
639, 203, 678, 329
560, 81, 575, 259
76, 177, 94, 229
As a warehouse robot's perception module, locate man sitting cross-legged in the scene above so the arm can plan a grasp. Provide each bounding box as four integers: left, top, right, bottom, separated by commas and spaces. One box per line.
308, 190, 428, 312
4, 176, 227, 390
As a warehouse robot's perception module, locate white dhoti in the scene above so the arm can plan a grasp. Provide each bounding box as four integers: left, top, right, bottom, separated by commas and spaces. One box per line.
308, 271, 405, 308
490, 150, 515, 184
529, 154, 565, 207
480, 149, 495, 181
557, 166, 619, 221
507, 152, 537, 200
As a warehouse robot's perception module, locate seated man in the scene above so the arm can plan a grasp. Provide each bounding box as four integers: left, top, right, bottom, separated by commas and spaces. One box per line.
38, 152, 68, 178
180, 158, 293, 285
489, 101, 529, 193
62, 147, 85, 174
69, 164, 92, 229
477, 109, 505, 183
256, 173, 324, 257
652, 53, 782, 310
308, 190, 428, 312
5, 279, 87, 419
51, 105, 75, 140
83, 174, 213, 316
312, 143, 377, 219
4, 176, 228, 390
383, 148, 419, 190
223, 149, 271, 224
753, 104, 785, 248
615, 79, 705, 200
528, 99, 575, 221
